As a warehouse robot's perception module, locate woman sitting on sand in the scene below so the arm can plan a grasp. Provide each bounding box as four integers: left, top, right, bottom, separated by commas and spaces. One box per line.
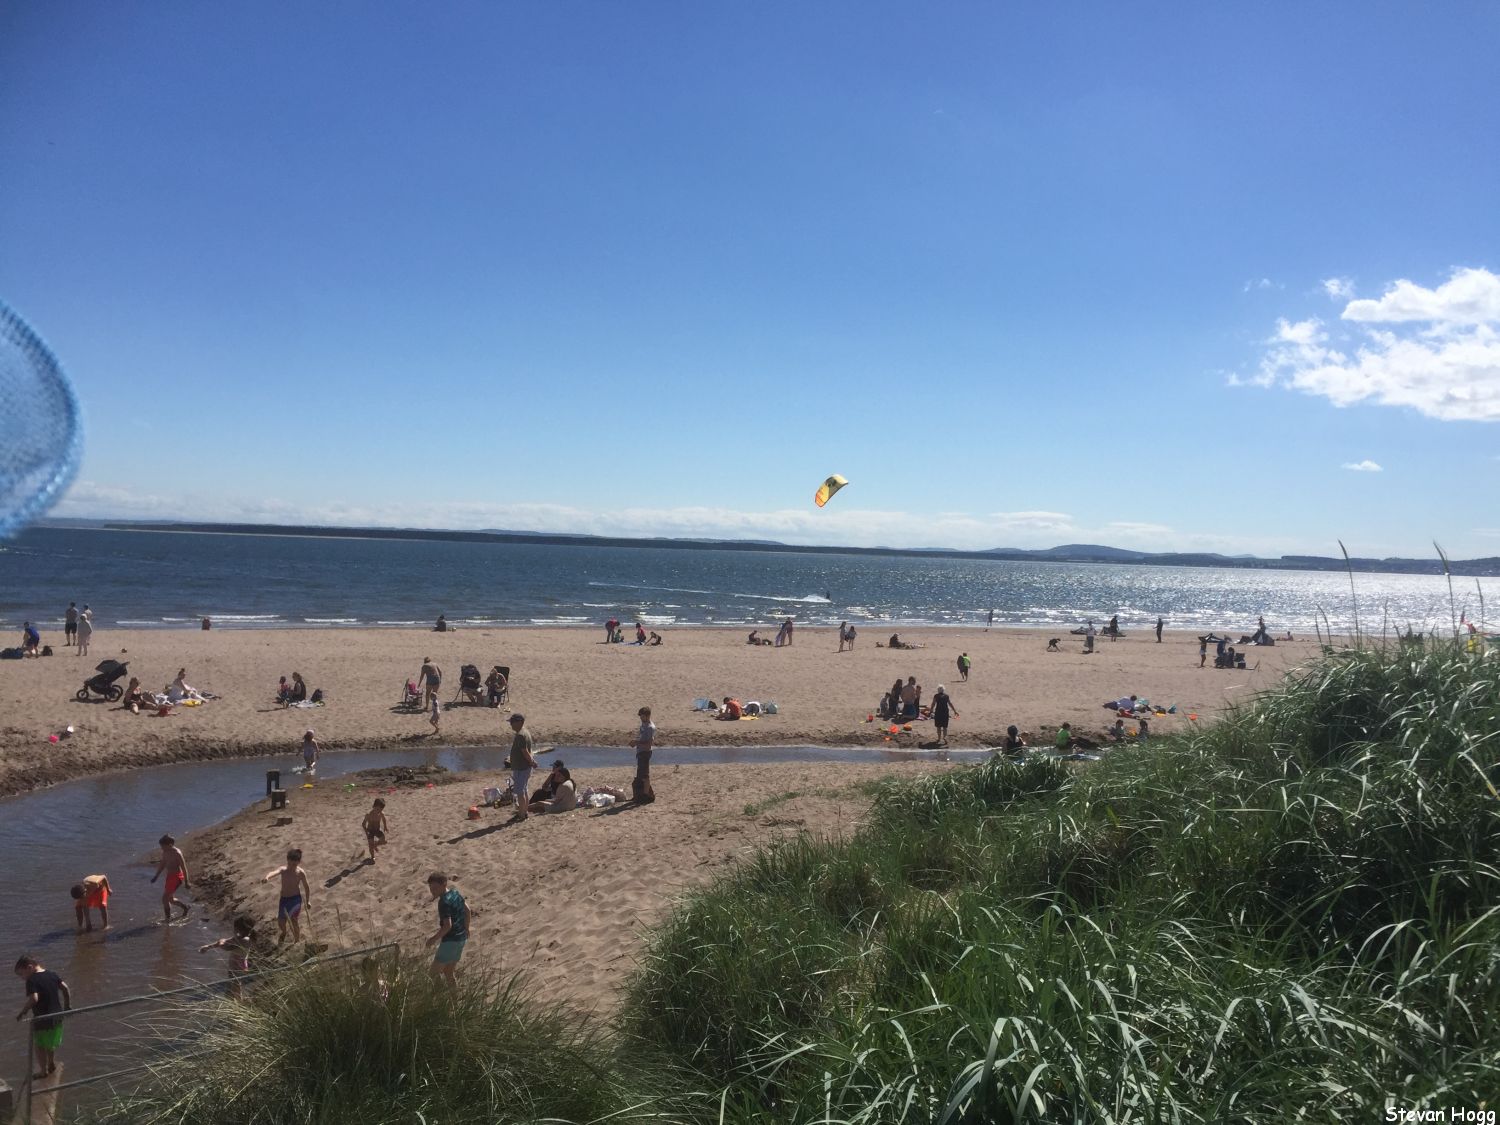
167, 668, 205, 704
528, 763, 577, 814
123, 677, 155, 714
287, 672, 307, 704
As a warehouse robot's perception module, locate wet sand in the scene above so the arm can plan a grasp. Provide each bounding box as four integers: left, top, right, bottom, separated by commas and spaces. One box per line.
0, 625, 1308, 796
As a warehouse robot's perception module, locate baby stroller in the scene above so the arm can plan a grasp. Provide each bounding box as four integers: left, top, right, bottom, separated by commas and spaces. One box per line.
77, 659, 129, 702
398, 680, 423, 711
454, 664, 483, 705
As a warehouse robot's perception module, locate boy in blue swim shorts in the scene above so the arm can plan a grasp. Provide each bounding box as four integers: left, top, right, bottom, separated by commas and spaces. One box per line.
425, 872, 468, 997
263, 848, 312, 945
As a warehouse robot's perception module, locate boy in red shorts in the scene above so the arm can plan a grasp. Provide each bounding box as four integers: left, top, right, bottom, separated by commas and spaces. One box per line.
150, 835, 191, 922
70, 874, 112, 932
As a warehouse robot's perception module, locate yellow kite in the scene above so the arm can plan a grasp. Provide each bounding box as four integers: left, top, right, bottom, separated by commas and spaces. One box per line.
814, 474, 848, 508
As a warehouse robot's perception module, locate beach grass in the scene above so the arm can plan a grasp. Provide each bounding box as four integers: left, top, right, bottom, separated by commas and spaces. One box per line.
618, 641, 1500, 1121
87, 641, 1500, 1122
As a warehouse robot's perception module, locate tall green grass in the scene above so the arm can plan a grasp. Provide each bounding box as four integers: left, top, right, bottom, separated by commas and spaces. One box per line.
83, 960, 632, 1125
620, 643, 1500, 1121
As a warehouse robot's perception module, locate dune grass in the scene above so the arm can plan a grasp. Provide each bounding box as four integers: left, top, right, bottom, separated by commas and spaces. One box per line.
619, 643, 1500, 1121
88, 642, 1500, 1122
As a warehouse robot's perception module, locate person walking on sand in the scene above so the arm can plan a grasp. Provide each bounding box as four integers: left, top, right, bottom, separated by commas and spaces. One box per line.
930, 685, 958, 745
64, 602, 78, 646
362, 798, 389, 861
150, 835, 191, 921
631, 706, 657, 804
429, 693, 441, 736
837, 621, 850, 652
15, 955, 71, 1080
76, 607, 92, 658
957, 652, 971, 682
507, 713, 537, 818
1155, 616, 1164, 643
425, 873, 468, 997
70, 874, 111, 932
264, 849, 311, 945
1199, 638, 1208, 668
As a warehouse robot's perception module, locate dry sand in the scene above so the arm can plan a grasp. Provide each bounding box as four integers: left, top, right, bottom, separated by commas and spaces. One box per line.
0, 625, 1309, 796
190, 761, 944, 1013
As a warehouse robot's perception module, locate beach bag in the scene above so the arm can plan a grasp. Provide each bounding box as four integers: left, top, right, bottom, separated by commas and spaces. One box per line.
763, 701, 779, 715
309, 688, 324, 704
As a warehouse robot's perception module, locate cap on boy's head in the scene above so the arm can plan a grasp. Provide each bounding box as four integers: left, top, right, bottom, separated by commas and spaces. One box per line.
509, 713, 524, 724
551, 760, 565, 771
159, 835, 175, 846
304, 729, 314, 738
69, 884, 85, 899
288, 848, 303, 862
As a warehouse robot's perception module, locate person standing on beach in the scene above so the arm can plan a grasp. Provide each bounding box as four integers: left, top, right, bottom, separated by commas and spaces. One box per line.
1199, 639, 1208, 668
64, 602, 78, 646
507, 713, 537, 819
264, 849, 311, 945
14, 955, 71, 1080
837, 622, 849, 652
417, 657, 442, 711
930, 685, 957, 746
76, 607, 92, 658
631, 706, 656, 803
1156, 616, 1164, 643
956, 652, 971, 682
150, 835, 190, 922
425, 873, 467, 996
987, 608, 994, 630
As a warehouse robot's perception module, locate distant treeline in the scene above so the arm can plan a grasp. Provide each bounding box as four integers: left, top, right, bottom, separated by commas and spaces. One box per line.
94, 521, 1500, 576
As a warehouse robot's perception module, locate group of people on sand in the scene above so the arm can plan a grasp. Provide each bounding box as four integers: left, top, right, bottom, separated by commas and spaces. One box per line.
601, 618, 664, 645
275, 671, 313, 705
17, 602, 94, 658
120, 667, 212, 714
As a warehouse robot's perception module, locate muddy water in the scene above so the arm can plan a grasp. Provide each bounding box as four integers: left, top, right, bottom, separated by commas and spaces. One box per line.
0, 742, 978, 1102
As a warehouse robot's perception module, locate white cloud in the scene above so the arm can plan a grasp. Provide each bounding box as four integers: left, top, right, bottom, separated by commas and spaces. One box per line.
1243, 277, 1278, 292
1245, 267, 1500, 422
1342, 267, 1500, 326
1322, 277, 1355, 300
1341, 460, 1383, 472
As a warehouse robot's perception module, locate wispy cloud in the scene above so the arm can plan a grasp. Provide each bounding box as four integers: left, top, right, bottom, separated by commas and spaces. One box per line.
1341, 460, 1383, 472
1242, 267, 1500, 422
1242, 277, 1279, 292
1321, 277, 1355, 300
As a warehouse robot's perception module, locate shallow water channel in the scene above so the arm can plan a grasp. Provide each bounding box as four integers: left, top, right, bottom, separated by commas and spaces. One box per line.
0, 741, 978, 1105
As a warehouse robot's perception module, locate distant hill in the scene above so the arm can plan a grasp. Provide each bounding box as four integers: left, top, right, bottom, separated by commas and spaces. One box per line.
44, 520, 1500, 577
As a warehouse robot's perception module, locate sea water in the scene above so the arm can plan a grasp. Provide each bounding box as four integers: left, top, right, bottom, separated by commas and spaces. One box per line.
0, 526, 1478, 635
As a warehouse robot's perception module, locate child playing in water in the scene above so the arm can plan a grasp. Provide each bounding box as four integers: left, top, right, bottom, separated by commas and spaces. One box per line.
362, 798, 389, 861
299, 730, 321, 771
150, 835, 191, 922
263, 849, 312, 945
199, 917, 255, 1000
70, 874, 111, 932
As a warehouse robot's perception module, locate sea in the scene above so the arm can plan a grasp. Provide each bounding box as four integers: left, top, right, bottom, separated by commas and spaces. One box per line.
0, 526, 1484, 636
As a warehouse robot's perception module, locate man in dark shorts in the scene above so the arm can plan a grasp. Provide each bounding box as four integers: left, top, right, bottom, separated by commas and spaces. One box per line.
15, 954, 71, 1079
64, 602, 78, 646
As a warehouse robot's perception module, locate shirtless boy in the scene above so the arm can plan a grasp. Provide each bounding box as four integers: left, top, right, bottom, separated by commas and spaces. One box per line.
263, 849, 312, 944
362, 799, 390, 861
70, 874, 112, 932
150, 836, 190, 921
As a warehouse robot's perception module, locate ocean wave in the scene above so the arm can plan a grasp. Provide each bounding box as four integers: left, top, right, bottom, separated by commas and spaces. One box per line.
303, 617, 361, 625
587, 581, 715, 596
730, 592, 833, 604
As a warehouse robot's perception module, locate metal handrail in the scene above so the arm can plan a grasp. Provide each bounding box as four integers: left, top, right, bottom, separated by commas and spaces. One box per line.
19, 941, 400, 1123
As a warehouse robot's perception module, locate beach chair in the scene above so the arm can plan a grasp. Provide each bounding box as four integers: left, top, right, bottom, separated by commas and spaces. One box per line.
487, 666, 510, 707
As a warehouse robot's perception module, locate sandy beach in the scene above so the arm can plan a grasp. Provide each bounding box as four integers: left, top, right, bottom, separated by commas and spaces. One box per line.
189, 760, 948, 1013
0, 625, 1309, 796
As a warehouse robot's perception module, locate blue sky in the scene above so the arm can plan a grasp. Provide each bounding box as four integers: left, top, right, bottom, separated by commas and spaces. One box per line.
3, 3, 1497, 557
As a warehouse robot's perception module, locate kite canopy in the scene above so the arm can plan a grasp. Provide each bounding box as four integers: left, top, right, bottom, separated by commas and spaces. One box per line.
814, 474, 848, 508
0, 302, 81, 536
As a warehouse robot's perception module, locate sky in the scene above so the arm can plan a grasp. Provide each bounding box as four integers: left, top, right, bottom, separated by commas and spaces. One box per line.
2, 3, 1498, 558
